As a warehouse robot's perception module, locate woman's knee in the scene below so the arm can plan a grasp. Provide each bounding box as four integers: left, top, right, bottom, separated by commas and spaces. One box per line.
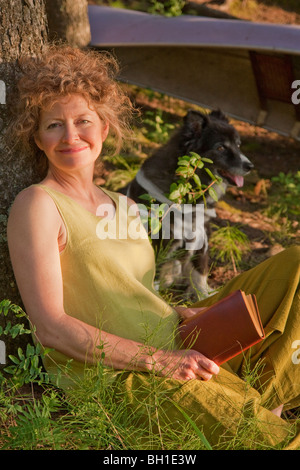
279, 245, 300, 266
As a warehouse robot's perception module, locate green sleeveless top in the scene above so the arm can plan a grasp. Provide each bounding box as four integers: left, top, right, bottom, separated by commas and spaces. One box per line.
36, 185, 180, 387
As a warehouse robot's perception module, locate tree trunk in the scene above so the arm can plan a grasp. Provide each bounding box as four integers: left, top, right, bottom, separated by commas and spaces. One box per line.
45, 0, 91, 47
0, 0, 49, 361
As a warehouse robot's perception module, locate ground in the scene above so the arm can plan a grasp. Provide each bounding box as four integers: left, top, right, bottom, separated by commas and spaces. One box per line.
90, 0, 300, 24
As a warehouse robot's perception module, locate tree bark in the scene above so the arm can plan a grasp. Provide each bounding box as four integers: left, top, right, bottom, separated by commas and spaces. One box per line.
45, 0, 91, 47
0, 0, 48, 360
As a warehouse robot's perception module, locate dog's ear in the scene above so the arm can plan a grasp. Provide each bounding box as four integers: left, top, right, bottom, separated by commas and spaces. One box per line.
209, 109, 229, 123
183, 110, 209, 135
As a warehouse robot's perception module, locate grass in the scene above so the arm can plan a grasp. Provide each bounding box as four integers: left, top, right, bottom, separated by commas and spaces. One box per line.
1, 354, 299, 450
1, 84, 299, 450
1, 351, 299, 450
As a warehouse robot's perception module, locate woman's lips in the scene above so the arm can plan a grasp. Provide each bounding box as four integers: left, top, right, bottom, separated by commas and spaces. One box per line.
58, 146, 89, 154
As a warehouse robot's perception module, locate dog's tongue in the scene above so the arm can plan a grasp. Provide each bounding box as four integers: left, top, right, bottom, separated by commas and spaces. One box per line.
222, 171, 245, 187
232, 175, 244, 187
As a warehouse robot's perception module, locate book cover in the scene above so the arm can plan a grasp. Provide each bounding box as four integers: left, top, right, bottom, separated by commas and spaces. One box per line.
179, 290, 265, 365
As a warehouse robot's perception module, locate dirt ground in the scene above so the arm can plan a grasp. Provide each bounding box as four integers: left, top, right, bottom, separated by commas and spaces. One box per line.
197, 0, 300, 24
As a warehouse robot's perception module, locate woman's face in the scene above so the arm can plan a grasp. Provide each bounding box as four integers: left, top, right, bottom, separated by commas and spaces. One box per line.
34, 94, 109, 173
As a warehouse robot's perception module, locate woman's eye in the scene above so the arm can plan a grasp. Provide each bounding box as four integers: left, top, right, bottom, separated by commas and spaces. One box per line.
47, 122, 61, 129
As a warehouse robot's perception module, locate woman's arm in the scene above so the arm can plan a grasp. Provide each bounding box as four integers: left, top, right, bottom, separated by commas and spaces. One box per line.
7, 187, 219, 381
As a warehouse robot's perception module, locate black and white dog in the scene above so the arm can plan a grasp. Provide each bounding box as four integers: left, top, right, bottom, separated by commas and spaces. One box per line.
120, 109, 254, 299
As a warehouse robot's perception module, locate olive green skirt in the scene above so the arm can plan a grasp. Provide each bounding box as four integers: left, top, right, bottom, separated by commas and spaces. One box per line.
116, 246, 300, 449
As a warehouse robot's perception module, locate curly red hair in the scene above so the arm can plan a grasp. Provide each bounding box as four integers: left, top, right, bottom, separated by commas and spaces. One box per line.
11, 45, 134, 174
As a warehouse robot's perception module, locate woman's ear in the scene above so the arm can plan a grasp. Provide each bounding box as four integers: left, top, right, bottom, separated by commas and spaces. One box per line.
102, 122, 109, 142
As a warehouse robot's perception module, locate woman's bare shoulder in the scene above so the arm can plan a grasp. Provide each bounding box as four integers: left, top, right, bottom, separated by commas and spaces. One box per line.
8, 185, 60, 229
10, 185, 55, 211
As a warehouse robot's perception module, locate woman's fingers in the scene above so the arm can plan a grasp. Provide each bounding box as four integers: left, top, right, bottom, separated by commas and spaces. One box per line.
187, 362, 218, 381
184, 352, 220, 381
151, 348, 219, 382
196, 353, 220, 377
174, 351, 220, 381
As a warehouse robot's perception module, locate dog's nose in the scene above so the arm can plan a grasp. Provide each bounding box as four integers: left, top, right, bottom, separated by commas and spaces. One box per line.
243, 160, 254, 172
241, 154, 254, 172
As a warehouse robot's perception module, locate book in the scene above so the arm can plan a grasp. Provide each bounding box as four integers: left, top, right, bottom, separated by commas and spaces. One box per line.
179, 290, 265, 365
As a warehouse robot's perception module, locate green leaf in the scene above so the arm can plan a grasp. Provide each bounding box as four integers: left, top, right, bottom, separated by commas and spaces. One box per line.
201, 157, 213, 164
3, 365, 17, 374
169, 189, 181, 201
205, 167, 218, 181
31, 355, 39, 369
189, 151, 201, 159
169, 182, 178, 192
8, 354, 20, 365
193, 174, 202, 188
26, 343, 35, 356
158, 203, 168, 216
176, 166, 189, 175
17, 347, 25, 360
208, 187, 219, 202
178, 183, 187, 194
139, 193, 154, 202
150, 217, 161, 235
177, 158, 190, 166
24, 357, 30, 370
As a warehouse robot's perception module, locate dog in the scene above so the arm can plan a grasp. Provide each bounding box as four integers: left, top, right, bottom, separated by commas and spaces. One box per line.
120, 109, 254, 299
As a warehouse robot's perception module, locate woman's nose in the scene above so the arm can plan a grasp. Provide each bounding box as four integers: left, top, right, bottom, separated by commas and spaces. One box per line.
62, 123, 79, 143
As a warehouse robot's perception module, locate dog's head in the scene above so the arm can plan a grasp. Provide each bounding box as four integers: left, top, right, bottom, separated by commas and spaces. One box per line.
181, 110, 253, 188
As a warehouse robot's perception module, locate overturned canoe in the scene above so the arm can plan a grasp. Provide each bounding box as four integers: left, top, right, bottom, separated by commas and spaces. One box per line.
88, 5, 300, 140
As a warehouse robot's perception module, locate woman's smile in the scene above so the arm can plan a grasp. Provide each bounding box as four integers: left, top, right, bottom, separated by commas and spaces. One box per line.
58, 145, 90, 154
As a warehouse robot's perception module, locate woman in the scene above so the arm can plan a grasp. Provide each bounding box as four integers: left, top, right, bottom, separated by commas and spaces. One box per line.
7, 45, 300, 448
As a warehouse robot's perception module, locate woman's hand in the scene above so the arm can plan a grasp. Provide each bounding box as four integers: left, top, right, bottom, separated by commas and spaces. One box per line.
175, 306, 207, 321
148, 348, 220, 382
